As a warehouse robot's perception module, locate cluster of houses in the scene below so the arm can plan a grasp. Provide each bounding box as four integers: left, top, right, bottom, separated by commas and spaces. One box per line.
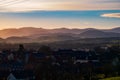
0, 45, 119, 80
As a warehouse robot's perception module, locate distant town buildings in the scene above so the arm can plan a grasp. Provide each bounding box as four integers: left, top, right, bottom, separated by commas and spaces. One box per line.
0, 45, 119, 80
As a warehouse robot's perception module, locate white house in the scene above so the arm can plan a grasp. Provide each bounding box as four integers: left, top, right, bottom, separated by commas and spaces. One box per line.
7, 73, 25, 80
7, 73, 16, 80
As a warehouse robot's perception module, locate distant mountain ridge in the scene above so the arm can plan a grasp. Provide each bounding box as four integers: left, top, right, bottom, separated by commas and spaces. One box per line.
0, 27, 120, 40
79, 29, 120, 38
104, 27, 120, 33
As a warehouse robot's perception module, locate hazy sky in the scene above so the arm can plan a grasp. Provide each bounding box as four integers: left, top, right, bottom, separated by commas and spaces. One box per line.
0, 0, 120, 29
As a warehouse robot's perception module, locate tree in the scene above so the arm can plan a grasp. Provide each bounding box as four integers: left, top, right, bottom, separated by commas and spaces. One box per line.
38, 45, 53, 55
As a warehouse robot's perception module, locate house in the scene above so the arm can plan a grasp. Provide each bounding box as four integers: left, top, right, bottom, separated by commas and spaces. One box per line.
7, 71, 35, 80
7, 73, 16, 80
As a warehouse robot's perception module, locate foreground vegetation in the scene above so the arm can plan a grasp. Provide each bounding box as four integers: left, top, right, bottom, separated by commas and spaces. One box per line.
0, 38, 120, 80
100, 77, 120, 80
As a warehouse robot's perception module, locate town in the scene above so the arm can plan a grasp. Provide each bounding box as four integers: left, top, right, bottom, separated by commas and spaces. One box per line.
0, 44, 120, 80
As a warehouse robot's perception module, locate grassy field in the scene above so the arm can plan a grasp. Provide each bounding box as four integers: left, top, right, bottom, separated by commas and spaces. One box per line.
100, 77, 120, 80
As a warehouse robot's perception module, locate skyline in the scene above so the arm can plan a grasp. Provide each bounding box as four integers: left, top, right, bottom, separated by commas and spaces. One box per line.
0, 0, 120, 29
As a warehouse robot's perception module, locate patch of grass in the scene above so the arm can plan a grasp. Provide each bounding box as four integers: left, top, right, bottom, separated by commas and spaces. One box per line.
100, 77, 120, 80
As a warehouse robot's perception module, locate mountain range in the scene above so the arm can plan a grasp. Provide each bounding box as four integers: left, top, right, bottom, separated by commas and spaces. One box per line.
0, 27, 120, 43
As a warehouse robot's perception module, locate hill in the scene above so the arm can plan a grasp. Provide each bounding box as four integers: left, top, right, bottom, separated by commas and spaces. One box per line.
100, 77, 120, 80
0, 27, 120, 39
79, 29, 120, 38
106, 27, 120, 33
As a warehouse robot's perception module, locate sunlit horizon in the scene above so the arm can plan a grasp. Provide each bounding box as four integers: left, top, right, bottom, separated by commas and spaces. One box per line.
0, 0, 120, 29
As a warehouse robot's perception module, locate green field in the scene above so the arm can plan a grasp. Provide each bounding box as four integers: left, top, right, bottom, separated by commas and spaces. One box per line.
100, 77, 120, 80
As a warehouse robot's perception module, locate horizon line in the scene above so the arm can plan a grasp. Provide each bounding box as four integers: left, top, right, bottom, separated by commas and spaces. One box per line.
0, 26, 120, 30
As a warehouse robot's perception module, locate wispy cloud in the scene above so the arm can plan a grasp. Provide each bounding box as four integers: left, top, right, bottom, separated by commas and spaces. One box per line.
0, 0, 120, 12
101, 13, 120, 18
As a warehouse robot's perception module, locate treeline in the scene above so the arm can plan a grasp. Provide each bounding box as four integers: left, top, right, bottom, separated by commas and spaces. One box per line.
34, 45, 120, 80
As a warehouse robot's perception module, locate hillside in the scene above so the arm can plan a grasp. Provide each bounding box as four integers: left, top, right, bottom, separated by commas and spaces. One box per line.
79, 29, 120, 38
100, 77, 120, 80
0, 27, 120, 38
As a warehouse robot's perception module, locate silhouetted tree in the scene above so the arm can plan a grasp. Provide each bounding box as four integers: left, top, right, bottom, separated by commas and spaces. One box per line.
38, 45, 53, 55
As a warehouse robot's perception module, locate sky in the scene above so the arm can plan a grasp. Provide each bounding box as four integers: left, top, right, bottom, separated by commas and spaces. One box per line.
0, 0, 120, 29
